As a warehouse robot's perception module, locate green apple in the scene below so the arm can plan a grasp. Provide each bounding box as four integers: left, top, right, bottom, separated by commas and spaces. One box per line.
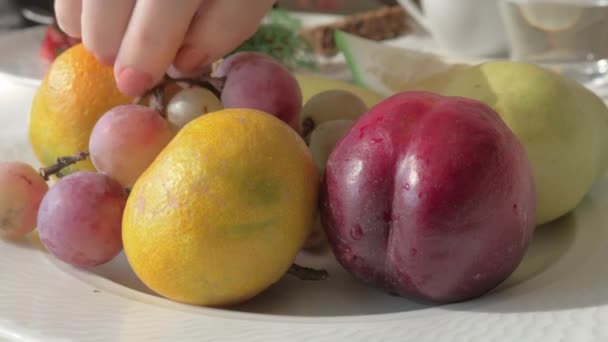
408, 61, 608, 225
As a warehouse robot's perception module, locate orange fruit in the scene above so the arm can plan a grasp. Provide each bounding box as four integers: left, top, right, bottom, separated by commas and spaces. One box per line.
122, 108, 318, 306
29, 44, 132, 174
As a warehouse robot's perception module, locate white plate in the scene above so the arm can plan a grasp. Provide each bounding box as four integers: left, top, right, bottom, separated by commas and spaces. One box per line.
2, 20, 608, 342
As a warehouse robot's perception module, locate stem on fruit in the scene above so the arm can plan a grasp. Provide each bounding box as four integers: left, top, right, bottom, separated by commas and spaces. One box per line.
301, 118, 315, 142
134, 75, 226, 115
39, 151, 90, 180
171, 76, 226, 98
148, 86, 165, 116
288, 263, 329, 280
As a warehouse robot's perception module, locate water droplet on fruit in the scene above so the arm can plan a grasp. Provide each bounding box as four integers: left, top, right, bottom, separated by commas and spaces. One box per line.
403, 183, 411, 191
342, 247, 358, 263
350, 224, 363, 240
370, 138, 383, 144
473, 273, 483, 280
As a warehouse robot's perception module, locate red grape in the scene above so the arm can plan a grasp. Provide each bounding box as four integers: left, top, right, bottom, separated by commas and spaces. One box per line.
89, 104, 173, 187
37, 172, 127, 267
0, 162, 48, 239
219, 52, 302, 132
213, 51, 272, 78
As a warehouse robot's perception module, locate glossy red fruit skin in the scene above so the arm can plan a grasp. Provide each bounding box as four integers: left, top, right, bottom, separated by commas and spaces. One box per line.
321, 91, 536, 304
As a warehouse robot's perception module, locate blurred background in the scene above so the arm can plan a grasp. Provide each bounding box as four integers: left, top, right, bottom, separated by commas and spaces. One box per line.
0, 0, 417, 69
0, 0, 404, 32
278, 0, 398, 13
0, 0, 52, 31
0, 0, 408, 31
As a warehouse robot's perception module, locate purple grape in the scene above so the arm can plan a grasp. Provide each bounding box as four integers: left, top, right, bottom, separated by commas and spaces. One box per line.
219, 52, 302, 132
37, 172, 127, 267
89, 104, 173, 187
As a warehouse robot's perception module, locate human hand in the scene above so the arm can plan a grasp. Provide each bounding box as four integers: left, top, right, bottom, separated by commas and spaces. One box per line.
54, 0, 276, 97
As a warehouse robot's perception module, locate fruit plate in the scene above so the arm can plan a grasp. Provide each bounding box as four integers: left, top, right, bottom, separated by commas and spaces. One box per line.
3, 17, 608, 342
2, 61, 608, 342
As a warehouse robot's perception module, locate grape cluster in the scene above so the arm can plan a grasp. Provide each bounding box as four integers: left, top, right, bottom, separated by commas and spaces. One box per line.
1, 51, 369, 266
0, 159, 127, 267
299, 90, 368, 249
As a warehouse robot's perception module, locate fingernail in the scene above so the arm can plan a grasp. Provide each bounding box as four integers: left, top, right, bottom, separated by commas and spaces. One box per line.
174, 45, 209, 73
116, 67, 154, 98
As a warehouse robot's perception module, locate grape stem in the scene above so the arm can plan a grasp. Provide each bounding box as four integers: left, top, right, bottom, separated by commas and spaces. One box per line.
288, 263, 329, 280
146, 86, 165, 115
39, 151, 90, 180
134, 75, 226, 115
301, 117, 315, 142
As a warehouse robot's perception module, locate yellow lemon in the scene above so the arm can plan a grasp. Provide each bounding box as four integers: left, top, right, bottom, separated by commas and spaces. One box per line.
123, 108, 319, 306
29, 44, 131, 174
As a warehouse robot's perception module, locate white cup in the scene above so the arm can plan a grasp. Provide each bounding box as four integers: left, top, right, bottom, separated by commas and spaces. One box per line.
398, 0, 509, 58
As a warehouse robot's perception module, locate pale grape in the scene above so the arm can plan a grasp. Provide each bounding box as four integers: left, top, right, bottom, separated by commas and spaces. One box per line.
219, 52, 302, 132
37, 172, 127, 267
309, 120, 354, 248
300, 90, 367, 139
166, 87, 223, 131
0, 162, 48, 239
89, 104, 173, 187
309, 120, 355, 173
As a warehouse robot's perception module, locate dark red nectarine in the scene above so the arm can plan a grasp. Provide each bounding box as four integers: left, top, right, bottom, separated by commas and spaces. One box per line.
321, 91, 536, 303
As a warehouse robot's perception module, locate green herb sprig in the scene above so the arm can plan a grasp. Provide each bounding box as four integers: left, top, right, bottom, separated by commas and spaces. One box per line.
229, 8, 318, 71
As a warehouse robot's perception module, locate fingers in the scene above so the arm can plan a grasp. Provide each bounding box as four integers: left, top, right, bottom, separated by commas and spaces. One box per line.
81, 0, 136, 66
114, 0, 202, 97
56, 0, 272, 97
54, 0, 83, 38
173, 0, 275, 74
